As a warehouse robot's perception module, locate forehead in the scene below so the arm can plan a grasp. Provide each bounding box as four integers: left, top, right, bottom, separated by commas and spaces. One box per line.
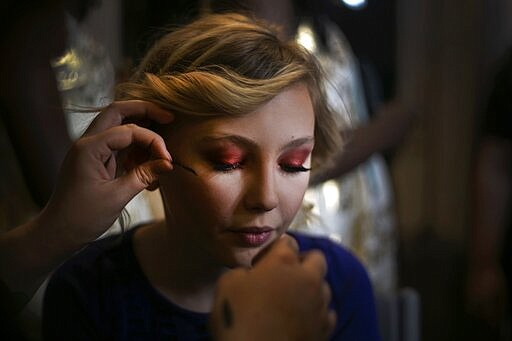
168, 84, 315, 149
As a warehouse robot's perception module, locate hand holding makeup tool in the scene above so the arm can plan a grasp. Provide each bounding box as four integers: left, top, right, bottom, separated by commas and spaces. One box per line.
211, 237, 336, 341
45, 100, 174, 243
0, 100, 173, 308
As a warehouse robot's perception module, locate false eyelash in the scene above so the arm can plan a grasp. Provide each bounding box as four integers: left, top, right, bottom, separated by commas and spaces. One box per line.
173, 161, 198, 175
280, 165, 311, 173
213, 162, 243, 172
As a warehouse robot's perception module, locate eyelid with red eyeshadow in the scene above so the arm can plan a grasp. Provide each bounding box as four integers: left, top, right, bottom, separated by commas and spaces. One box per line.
205, 148, 312, 174
278, 147, 312, 173
201, 144, 245, 172
211, 160, 311, 174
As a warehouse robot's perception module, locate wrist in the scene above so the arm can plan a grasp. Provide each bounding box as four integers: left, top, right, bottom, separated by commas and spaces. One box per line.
25, 203, 92, 279
0, 214, 69, 297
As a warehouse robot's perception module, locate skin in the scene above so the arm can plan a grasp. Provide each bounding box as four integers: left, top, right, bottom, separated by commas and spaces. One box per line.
0, 3, 71, 207
466, 136, 512, 326
0, 101, 174, 298
211, 235, 336, 341
1, 98, 335, 339
225, 0, 414, 185
133, 83, 316, 313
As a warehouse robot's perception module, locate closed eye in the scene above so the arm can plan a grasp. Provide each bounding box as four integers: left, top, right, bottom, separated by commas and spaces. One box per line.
212, 162, 243, 172
280, 164, 311, 173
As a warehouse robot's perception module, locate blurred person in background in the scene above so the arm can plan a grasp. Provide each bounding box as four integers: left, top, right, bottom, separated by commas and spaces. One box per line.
466, 47, 512, 340
0, 0, 71, 225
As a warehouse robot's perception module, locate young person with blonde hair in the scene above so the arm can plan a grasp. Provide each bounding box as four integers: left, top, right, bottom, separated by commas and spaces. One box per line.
43, 13, 379, 340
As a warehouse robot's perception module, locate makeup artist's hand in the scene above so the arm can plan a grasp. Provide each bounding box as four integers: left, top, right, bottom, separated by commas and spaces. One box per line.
1, 100, 173, 308
42, 100, 174, 246
210, 236, 336, 341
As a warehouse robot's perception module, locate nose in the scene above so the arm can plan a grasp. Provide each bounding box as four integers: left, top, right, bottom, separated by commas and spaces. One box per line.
243, 164, 279, 212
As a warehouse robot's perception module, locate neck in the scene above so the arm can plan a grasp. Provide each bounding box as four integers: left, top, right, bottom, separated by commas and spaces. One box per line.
134, 222, 226, 313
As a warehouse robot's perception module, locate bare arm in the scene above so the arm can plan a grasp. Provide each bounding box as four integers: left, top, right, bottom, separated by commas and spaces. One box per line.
2, 59, 71, 207
466, 136, 512, 324
310, 99, 414, 185
469, 137, 512, 269
0, 6, 71, 207
0, 101, 174, 302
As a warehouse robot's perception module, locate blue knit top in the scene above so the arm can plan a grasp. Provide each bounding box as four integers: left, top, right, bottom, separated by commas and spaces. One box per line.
43, 228, 380, 340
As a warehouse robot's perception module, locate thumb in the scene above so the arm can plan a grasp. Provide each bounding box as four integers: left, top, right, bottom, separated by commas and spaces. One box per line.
114, 158, 172, 203
252, 234, 300, 267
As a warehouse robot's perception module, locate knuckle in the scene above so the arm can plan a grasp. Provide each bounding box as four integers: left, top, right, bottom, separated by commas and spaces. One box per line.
307, 250, 327, 270
123, 123, 138, 131
134, 166, 154, 186
322, 282, 332, 301
104, 102, 123, 122
271, 241, 299, 262
71, 137, 90, 154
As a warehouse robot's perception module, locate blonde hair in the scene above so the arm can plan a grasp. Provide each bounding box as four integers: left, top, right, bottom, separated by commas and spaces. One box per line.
116, 13, 341, 169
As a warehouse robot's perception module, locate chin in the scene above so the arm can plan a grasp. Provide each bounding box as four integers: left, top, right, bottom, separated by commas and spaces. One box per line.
223, 248, 262, 269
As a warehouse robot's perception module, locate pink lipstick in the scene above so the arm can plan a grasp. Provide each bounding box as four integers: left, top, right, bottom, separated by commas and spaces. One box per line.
228, 228, 273, 247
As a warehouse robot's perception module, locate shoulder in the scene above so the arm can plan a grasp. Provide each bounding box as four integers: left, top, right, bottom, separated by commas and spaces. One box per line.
52, 230, 133, 282
290, 231, 372, 300
290, 231, 367, 280
42, 231, 130, 339
44, 228, 140, 310
289, 231, 381, 340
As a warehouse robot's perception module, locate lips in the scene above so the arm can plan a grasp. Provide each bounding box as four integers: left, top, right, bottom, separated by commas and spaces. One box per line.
227, 227, 274, 247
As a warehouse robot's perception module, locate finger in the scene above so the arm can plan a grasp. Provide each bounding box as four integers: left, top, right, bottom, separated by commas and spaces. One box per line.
279, 234, 299, 253
84, 100, 173, 136
252, 234, 300, 266
301, 250, 328, 278
93, 124, 171, 162
114, 158, 173, 203
105, 151, 117, 178
324, 310, 337, 339
322, 282, 332, 308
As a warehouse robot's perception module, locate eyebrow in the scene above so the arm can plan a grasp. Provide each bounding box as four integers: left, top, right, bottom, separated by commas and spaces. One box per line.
199, 135, 315, 151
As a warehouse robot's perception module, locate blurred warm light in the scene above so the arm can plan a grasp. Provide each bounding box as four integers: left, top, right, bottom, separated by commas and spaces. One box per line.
322, 180, 340, 213
341, 0, 367, 9
51, 49, 83, 91
329, 233, 343, 244
296, 25, 317, 53
304, 189, 320, 215
52, 49, 80, 69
